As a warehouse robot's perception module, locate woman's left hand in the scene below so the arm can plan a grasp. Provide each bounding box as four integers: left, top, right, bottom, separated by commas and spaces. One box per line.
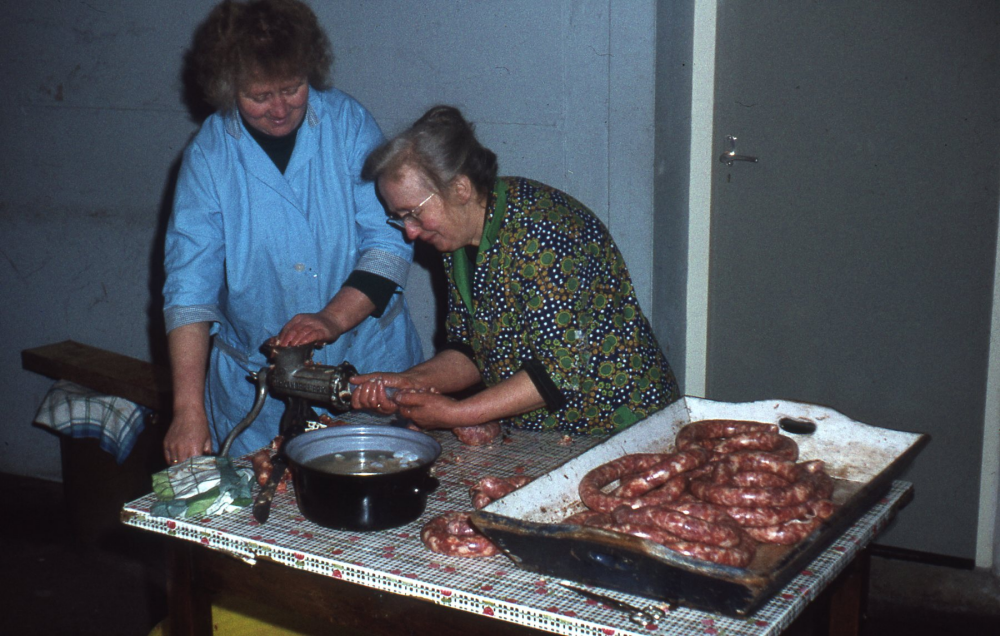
275, 312, 339, 346
394, 389, 471, 430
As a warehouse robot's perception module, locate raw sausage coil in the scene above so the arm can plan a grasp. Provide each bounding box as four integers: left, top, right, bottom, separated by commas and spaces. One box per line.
689, 452, 823, 507
662, 528, 757, 568
420, 511, 500, 557
579, 449, 709, 512
711, 432, 799, 461
470, 475, 532, 509
722, 501, 818, 527
587, 518, 757, 568
613, 452, 709, 498
730, 471, 791, 488
675, 420, 778, 452
612, 501, 743, 548
741, 500, 837, 545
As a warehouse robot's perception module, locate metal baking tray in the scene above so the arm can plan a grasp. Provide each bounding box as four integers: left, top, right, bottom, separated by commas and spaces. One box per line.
471, 397, 929, 616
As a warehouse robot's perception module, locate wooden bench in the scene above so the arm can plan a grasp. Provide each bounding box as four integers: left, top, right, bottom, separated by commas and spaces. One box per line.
22, 340, 173, 412
22, 340, 173, 545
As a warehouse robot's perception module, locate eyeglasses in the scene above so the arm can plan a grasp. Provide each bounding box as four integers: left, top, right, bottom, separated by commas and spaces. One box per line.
386, 192, 436, 230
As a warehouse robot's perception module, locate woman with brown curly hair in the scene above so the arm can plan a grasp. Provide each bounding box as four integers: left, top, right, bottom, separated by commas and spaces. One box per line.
162, 0, 423, 463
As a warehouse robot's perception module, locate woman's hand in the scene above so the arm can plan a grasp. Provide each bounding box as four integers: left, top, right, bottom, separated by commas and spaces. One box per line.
350, 372, 424, 414
392, 369, 545, 431
163, 409, 213, 464
276, 287, 379, 347
393, 390, 472, 430
275, 312, 340, 347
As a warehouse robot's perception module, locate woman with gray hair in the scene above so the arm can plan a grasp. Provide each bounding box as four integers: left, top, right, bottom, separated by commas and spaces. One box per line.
352, 105, 678, 443
162, 0, 423, 463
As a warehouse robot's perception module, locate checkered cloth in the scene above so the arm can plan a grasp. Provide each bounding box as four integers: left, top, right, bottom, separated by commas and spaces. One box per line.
33, 379, 151, 464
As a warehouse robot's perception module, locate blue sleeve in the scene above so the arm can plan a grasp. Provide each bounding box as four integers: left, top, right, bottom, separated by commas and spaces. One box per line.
163, 141, 226, 333
340, 101, 413, 287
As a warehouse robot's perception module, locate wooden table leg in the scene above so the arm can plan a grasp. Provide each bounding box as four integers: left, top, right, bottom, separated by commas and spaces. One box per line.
827, 546, 872, 636
167, 540, 213, 636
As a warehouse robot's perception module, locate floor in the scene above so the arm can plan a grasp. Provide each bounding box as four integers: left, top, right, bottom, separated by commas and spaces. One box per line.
4, 472, 1000, 636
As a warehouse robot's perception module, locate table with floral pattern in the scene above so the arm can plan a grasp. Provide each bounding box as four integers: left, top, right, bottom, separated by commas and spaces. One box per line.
123, 412, 913, 636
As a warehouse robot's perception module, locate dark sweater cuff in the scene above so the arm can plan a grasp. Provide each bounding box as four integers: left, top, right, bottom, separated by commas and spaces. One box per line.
343, 270, 397, 317
521, 357, 566, 411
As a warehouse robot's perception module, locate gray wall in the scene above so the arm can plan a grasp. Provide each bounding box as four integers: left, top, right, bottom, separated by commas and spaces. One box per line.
1, 1, 663, 481
652, 0, 694, 387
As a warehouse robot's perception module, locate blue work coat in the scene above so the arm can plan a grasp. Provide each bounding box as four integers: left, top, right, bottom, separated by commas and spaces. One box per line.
163, 88, 423, 457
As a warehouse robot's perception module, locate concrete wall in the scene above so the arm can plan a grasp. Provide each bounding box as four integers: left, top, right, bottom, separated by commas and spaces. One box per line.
1, 1, 663, 481
652, 0, 694, 389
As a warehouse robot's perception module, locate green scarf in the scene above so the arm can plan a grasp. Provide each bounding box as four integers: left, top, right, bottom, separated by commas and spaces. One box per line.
451, 179, 508, 315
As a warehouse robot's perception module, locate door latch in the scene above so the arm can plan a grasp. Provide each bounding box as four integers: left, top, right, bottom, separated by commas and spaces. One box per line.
719, 135, 758, 166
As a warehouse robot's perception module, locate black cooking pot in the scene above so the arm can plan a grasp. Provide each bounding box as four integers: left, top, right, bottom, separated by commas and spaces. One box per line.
284, 425, 441, 531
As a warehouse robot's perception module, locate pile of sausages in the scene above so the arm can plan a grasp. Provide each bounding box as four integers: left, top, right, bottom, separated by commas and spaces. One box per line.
419, 420, 837, 564
420, 475, 533, 558
567, 420, 837, 567
419, 426, 513, 557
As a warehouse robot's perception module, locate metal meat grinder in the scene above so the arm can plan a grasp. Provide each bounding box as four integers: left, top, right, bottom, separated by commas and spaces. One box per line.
219, 342, 358, 456
219, 342, 362, 522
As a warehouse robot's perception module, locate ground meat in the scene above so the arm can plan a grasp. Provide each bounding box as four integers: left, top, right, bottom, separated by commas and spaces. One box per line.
420, 511, 501, 557
452, 421, 502, 446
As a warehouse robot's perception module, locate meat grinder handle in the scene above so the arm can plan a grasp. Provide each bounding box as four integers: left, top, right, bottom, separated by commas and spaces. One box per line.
219, 366, 269, 456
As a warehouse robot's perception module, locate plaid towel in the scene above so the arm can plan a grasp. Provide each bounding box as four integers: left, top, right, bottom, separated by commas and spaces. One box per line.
33, 379, 150, 464
150, 456, 254, 519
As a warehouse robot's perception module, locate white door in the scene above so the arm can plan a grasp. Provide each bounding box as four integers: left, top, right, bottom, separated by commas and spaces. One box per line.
705, 0, 1000, 559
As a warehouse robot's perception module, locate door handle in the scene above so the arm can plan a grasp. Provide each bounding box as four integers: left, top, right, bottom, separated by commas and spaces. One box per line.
719, 135, 758, 166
